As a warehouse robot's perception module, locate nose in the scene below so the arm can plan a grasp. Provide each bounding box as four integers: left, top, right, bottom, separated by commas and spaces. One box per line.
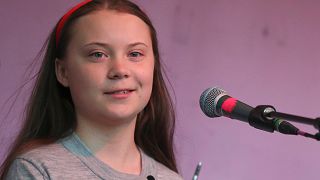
107, 58, 130, 80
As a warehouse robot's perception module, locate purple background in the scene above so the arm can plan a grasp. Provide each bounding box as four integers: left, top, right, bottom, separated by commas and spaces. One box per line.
1, 0, 320, 179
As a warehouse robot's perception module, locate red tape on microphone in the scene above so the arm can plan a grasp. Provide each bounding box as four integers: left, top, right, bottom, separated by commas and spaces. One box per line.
221, 97, 237, 113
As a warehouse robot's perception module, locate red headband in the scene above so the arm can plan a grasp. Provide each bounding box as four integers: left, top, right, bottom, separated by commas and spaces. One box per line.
56, 0, 93, 48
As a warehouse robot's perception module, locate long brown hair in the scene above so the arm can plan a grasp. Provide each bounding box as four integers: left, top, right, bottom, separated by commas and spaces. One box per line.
0, 0, 178, 178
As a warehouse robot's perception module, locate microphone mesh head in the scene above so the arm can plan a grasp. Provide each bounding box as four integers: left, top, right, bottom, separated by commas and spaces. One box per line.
199, 87, 226, 118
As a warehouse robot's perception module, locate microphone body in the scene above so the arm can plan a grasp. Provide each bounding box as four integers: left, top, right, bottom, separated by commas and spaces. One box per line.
215, 95, 253, 122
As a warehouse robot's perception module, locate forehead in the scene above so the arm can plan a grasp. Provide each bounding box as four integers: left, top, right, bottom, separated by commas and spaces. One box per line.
68, 9, 152, 47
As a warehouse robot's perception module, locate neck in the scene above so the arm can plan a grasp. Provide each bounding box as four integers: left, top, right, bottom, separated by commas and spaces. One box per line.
75, 116, 141, 175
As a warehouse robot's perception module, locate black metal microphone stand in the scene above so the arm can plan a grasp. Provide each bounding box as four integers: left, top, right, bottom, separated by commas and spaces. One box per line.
265, 111, 320, 140
266, 111, 320, 130
250, 105, 320, 141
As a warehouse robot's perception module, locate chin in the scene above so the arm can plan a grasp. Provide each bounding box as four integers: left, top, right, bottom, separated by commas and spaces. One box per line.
101, 111, 138, 123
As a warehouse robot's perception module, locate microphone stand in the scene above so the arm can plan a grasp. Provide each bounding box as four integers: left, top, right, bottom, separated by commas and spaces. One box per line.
266, 111, 320, 130
250, 105, 320, 141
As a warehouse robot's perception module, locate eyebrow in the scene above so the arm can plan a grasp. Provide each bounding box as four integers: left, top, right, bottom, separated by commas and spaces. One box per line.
82, 42, 149, 49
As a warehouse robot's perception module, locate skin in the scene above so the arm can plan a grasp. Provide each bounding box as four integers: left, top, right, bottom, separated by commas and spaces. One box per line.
55, 9, 154, 175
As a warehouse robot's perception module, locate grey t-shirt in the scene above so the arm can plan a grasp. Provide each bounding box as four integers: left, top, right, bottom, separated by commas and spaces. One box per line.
6, 133, 183, 180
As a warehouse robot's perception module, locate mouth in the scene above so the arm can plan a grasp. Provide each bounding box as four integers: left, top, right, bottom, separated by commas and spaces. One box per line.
104, 89, 135, 95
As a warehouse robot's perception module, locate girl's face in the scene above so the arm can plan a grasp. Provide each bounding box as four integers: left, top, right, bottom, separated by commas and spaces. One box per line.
56, 10, 154, 126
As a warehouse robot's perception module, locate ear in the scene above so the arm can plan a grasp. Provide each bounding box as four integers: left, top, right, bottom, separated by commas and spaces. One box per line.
55, 58, 69, 87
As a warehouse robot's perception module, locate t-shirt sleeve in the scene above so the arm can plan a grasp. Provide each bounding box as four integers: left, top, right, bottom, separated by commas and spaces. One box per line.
5, 158, 49, 180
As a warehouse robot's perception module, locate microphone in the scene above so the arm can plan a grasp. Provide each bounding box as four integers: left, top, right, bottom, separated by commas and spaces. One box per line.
147, 175, 155, 180
199, 87, 299, 134
200, 87, 252, 121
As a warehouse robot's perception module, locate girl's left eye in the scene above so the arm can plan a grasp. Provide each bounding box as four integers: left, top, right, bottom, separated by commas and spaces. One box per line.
129, 51, 143, 57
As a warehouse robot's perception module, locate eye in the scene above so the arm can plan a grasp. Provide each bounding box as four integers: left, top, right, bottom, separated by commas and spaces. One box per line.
129, 51, 143, 58
89, 52, 108, 61
90, 52, 104, 58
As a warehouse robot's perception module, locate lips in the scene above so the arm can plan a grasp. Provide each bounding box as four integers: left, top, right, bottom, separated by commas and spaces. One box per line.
104, 89, 135, 95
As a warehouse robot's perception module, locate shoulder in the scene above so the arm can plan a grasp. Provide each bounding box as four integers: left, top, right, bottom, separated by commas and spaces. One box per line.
17, 142, 73, 165
6, 157, 49, 179
6, 142, 88, 179
154, 161, 183, 180
6, 143, 68, 179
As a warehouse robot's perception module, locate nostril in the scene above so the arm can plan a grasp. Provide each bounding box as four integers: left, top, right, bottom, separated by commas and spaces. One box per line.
107, 61, 130, 79
108, 71, 129, 80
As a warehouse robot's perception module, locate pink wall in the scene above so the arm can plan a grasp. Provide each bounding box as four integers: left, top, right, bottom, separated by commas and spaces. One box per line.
1, 0, 320, 179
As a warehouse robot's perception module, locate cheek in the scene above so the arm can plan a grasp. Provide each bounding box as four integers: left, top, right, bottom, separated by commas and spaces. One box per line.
67, 66, 103, 101
141, 64, 155, 98
141, 61, 154, 85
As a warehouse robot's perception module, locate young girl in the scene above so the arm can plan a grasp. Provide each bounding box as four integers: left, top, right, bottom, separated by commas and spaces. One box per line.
0, 0, 182, 179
